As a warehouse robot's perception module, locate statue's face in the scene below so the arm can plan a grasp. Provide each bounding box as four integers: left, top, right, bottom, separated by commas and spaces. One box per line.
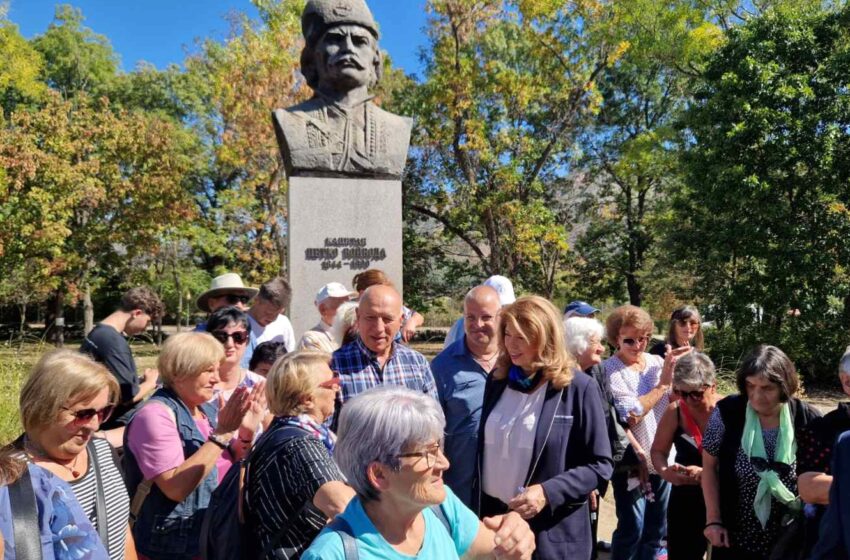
315, 24, 376, 91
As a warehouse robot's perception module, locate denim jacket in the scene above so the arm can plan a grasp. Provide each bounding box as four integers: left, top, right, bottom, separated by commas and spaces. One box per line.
123, 387, 219, 560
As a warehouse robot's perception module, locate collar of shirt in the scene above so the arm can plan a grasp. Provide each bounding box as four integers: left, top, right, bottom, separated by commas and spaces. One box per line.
356, 336, 396, 367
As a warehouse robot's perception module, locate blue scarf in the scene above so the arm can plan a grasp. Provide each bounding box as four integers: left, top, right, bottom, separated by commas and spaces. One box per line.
283, 414, 336, 455
508, 365, 539, 393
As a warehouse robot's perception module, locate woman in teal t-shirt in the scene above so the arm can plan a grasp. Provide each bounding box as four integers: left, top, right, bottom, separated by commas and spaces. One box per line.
301, 386, 535, 560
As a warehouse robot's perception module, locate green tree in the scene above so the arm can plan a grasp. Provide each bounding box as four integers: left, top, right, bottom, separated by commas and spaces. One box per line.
671, 4, 850, 377
0, 6, 46, 115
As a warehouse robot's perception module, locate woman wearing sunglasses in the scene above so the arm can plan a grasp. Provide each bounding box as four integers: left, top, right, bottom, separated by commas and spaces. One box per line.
207, 306, 266, 401
124, 332, 260, 560
245, 351, 355, 559
603, 304, 689, 560
12, 349, 132, 559
701, 345, 820, 560
650, 352, 718, 560
649, 305, 705, 359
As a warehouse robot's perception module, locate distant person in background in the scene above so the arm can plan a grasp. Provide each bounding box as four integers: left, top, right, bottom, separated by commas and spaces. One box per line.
248, 341, 289, 377
194, 273, 258, 333
809, 430, 850, 559
333, 301, 359, 347
244, 277, 296, 368
563, 300, 600, 320
299, 282, 356, 353
331, 285, 437, 429
649, 305, 704, 359
650, 352, 718, 560
80, 287, 163, 435
352, 268, 424, 342
442, 275, 517, 349
431, 285, 501, 508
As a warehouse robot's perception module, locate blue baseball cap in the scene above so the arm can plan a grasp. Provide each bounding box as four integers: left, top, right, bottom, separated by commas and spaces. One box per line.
563, 300, 599, 317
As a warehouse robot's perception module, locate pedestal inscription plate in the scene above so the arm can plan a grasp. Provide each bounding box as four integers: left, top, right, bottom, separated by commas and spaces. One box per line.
287, 176, 402, 337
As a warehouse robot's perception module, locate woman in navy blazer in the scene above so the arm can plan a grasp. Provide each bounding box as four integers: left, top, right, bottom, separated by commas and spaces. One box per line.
472, 296, 614, 560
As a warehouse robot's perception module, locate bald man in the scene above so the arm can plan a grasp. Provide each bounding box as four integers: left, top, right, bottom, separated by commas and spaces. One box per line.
431, 285, 501, 507
330, 285, 437, 428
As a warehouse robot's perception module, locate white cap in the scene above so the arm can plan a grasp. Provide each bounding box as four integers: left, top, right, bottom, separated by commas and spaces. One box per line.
483, 275, 516, 306
315, 282, 357, 305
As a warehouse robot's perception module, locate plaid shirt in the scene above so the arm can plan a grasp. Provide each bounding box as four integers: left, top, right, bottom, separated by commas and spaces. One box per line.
331, 337, 438, 406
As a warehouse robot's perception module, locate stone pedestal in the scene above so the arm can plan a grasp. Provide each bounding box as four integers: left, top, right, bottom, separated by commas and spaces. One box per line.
287, 176, 403, 338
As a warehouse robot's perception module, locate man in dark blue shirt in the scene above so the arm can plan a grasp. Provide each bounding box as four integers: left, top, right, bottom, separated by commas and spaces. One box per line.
431, 285, 501, 507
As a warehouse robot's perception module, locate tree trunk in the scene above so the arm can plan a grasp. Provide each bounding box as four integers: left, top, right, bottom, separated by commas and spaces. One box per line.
17, 302, 26, 338
626, 273, 642, 307
83, 284, 94, 336
45, 288, 65, 347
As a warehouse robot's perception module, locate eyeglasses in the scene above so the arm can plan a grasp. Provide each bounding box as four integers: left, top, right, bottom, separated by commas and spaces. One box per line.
210, 330, 250, 345
674, 387, 709, 400
317, 377, 341, 390
750, 457, 793, 477
621, 336, 650, 347
396, 442, 444, 469
62, 405, 115, 425
224, 294, 251, 306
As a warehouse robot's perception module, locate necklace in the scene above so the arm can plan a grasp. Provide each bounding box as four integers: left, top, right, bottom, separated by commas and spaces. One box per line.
24, 437, 83, 479
471, 349, 499, 372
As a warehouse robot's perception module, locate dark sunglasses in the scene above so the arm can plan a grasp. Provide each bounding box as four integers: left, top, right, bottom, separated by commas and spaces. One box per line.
211, 330, 250, 345
674, 387, 709, 400
621, 336, 650, 347
750, 457, 793, 478
224, 294, 251, 305
62, 405, 115, 425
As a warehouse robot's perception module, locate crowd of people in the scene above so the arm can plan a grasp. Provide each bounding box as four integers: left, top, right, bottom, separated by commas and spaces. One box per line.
0, 268, 849, 560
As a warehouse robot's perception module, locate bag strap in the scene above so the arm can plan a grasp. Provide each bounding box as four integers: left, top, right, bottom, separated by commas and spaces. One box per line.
329, 516, 359, 560
430, 504, 451, 535
87, 440, 110, 546
128, 479, 153, 530
8, 466, 42, 560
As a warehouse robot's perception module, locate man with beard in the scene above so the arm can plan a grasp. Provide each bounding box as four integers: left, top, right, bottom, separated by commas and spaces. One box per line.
431, 285, 502, 508
272, 0, 412, 178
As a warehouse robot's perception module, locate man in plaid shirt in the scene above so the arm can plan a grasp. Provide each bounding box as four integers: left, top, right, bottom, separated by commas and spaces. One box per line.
331, 284, 437, 425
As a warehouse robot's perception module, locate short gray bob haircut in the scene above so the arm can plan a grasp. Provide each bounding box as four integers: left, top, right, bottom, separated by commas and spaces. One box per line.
563, 317, 605, 359
335, 386, 445, 502
673, 352, 716, 388
840, 347, 850, 375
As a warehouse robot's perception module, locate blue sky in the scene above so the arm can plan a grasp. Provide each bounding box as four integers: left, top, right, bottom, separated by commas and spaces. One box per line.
8, 0, 430, 78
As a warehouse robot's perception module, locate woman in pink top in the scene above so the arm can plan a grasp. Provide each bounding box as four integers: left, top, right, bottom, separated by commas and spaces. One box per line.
123, 332, 264, 560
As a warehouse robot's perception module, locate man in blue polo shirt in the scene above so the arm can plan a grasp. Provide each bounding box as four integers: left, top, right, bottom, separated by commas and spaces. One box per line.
431, 285, 501, 507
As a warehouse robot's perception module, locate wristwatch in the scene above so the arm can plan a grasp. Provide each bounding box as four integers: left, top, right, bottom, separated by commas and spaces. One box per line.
208, 433, 229, 450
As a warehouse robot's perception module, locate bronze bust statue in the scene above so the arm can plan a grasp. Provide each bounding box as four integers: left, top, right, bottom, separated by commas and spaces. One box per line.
272, 0, 412, 179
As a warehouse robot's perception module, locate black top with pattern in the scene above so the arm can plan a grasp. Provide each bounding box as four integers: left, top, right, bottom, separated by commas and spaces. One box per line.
703, 408, 798, 558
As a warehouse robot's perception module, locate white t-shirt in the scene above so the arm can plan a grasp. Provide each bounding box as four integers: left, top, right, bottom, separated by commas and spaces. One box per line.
482, 382, 548, 504
241, 314, 296, 368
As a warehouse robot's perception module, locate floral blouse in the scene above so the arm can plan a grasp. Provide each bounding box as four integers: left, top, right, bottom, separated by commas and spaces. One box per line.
0, 463, 108, 560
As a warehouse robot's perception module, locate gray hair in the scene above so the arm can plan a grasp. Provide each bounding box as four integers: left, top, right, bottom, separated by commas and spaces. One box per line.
673, 352, 716, 388
563, 317, 605, 358
335, 386, 445, 501
840, 347, 850, 375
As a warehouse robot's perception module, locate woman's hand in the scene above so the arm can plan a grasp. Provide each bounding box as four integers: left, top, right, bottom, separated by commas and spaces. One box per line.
661, 464, 698, 486
482, 512, 536, 560
681, 465, 703, 483
239, 381, 268, 438
661, 345, 692, 385
214, 386, 251, 434
704, 523, 730, 548
507, 484, 548, 520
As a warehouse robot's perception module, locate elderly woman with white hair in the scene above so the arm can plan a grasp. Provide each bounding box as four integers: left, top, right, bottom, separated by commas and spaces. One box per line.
302, 386, 536, 560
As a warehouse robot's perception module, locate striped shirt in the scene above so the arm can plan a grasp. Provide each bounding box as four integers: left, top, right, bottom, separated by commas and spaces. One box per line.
246, 420, 345, 559
331, 337, 438, 406
68, 437, 130, 559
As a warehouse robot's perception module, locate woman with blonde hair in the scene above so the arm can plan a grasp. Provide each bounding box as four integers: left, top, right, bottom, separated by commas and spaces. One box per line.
245, 351, 355, 559
123, 332, 262, 560
10, 349, 131, 559
474, 295, 613, 560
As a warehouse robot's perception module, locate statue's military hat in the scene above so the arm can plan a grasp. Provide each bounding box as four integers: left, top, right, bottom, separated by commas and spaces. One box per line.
302, 0, 379, 45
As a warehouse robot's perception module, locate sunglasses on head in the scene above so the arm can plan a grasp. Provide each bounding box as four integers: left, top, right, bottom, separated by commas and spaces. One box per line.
224, 294, 251, 305
674, 387, 709, 400
621, 336, 650, 347
210, 330, 250, 345
317, 377, 341, 390
62, 405, 115, 425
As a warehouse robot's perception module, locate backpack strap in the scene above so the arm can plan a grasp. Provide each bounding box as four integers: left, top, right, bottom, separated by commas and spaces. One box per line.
328, 516, 359, 560
87, 439, 110, 546
8, 466, 42, 560
430, 504, 451, 536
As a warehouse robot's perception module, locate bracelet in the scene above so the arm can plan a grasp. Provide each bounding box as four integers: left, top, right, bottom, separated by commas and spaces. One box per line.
208, 433, 229, 450
704, 521, 724, 529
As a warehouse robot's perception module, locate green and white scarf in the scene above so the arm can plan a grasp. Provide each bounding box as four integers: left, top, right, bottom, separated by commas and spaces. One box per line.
741, 402, 800, 528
